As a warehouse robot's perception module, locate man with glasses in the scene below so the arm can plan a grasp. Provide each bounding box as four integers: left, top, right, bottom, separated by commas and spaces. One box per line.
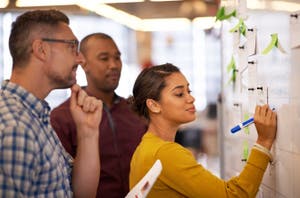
0, 10, 103, 197
51, 33, 148, 198
42, 38, 80, 55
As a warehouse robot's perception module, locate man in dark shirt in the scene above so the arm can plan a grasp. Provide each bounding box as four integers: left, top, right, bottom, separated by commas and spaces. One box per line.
50, 33, 147, 198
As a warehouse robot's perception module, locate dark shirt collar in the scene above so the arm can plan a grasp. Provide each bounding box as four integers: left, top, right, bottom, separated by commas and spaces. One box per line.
82, 86, 121, 107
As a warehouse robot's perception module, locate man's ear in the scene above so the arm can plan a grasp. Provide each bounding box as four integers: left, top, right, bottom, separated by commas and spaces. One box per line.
80, 61, 88, 72
79, 53, 88, 72
146, 99, 161, 114
32, 39, 46, 61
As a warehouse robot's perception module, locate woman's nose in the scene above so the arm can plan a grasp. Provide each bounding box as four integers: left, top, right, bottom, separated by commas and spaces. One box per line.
187, 93, 195, 103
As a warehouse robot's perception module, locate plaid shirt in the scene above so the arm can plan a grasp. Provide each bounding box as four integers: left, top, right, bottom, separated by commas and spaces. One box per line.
0, 81, 73, 197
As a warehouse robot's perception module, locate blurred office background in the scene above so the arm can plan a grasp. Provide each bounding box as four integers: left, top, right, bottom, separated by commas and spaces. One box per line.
2, 0, 299, 178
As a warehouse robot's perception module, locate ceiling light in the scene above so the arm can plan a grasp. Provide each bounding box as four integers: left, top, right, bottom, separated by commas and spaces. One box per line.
247, 0, 300, 12
16, 0, 76, 7
269, 1, 300, 12
99, 0, 144, 3
193, 17, 221, 29
141, 18, 191, 31
16, 0, 144, 6
150, 0, 182, 2
77, 1, 143, 30
78, 0, 191, 31
0, 0, 9, 8
15, 0, 198, 31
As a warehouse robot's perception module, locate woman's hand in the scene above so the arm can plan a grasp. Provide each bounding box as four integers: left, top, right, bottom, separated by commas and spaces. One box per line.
254, 104, 277, 150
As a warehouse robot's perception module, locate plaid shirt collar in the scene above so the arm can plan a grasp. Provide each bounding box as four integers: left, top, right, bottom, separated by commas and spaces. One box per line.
1, 80, 51, 123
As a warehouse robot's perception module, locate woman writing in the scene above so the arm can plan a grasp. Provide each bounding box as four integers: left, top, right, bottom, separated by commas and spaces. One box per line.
129, 63, 277, 197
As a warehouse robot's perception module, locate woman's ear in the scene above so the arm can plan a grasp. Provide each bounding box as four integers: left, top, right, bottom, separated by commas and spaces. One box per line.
146, 99, 161, 114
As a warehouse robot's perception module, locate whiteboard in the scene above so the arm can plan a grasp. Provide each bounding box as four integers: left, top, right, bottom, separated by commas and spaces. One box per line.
220, 9, 300, 198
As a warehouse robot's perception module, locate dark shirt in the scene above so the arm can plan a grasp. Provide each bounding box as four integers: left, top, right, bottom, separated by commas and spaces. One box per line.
50, 93, 147, 198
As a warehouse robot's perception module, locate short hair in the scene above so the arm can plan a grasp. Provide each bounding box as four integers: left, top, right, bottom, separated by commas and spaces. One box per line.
132, 63, 180, 120
80, 33, 113, 55
9, 9, 69, 67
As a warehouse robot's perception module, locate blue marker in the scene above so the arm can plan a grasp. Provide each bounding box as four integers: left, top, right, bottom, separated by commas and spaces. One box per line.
231, 117, 254, 133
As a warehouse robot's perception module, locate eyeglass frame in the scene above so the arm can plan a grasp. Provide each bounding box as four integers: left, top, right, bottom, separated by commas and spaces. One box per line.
41, 38, 80, 55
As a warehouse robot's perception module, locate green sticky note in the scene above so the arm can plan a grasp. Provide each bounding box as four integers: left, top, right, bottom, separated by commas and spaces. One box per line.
243, 113, 250, 134
226, 56, 236, 84
232, 68, 236, 83
262, 33, 278, 55
216, 6, 225, 21
240, 22, 247, 36
216, 6, 236, 21
226, 56, 235, 72
244, 126, 250, 134
229, 18, 247, 36
242, 140, 249, 161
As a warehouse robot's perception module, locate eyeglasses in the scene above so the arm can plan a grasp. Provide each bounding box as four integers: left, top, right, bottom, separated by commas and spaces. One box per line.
42, 38, 79, 55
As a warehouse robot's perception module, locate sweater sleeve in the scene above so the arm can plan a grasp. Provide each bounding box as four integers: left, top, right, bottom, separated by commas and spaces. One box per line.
155, 143, 269, 198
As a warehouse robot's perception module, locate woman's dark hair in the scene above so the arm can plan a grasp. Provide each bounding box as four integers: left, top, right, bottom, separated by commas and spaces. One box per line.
132, 63, 180, 120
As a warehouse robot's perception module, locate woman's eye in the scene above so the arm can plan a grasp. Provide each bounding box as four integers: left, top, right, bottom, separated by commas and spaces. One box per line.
175, 93, 184, 97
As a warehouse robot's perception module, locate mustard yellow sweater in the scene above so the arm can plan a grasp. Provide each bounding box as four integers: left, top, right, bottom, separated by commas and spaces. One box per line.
129, 132, 270, 198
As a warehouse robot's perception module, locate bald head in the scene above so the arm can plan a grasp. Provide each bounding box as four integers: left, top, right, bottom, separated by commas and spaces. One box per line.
80, 33, 114, 55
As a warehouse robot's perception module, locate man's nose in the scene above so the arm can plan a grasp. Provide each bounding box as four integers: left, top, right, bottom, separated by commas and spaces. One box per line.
108, 59, 121, 69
